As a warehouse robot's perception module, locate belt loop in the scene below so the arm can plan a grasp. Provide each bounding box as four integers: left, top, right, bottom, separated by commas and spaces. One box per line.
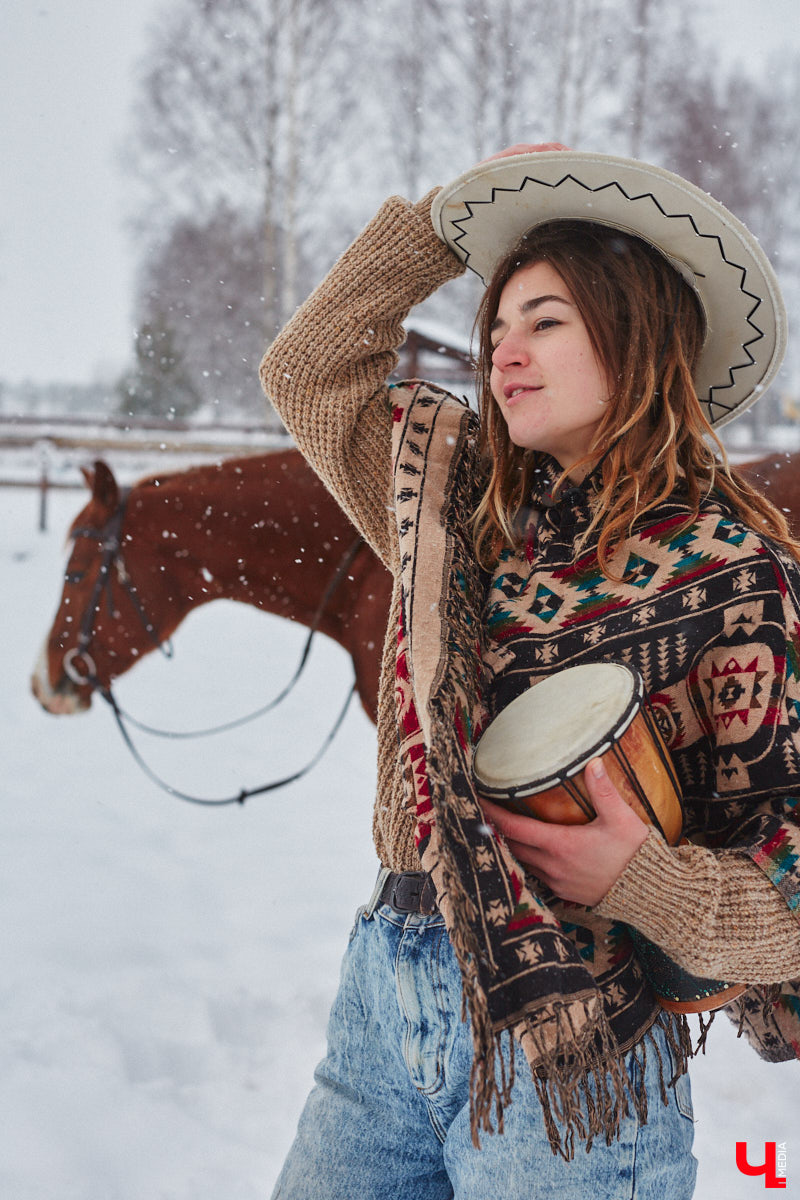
364, 866, 392, 918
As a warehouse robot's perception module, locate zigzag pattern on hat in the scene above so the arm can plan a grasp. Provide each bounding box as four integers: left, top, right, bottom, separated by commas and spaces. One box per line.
449, 172, 768, 427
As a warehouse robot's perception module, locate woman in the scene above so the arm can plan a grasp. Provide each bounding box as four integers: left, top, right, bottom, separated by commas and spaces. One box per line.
260, 145, 800, 1198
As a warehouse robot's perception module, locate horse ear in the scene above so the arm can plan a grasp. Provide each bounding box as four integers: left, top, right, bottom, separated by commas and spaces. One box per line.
86, 459, 119, 512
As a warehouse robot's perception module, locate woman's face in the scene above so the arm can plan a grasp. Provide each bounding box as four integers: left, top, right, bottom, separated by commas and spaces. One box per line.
489, 260, 610, 479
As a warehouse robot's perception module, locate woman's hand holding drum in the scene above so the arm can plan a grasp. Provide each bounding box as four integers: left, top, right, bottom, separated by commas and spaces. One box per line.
480, 756, 649, 907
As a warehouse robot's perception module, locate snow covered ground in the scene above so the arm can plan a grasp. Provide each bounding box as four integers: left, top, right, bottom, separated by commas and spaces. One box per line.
2, 484, 798, 1198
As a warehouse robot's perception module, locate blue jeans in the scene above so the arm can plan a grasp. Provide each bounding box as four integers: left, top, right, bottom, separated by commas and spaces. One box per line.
272, 873, 697, 1199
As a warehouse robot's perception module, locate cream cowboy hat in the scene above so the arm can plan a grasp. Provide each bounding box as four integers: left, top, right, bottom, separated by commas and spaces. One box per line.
431, 151, 787, 430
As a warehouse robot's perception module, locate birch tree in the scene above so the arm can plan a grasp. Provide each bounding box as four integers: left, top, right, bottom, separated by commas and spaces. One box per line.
125, 0, 356, 332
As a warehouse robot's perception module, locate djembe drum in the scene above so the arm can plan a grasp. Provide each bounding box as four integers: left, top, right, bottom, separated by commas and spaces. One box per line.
472, 661, 746, 1014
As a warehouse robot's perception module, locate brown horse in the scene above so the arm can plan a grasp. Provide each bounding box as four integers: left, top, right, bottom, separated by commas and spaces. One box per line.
31, 451, 391, 723
738, 449, 800, 534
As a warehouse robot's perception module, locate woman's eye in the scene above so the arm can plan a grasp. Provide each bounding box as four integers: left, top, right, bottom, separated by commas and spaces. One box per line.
534, 318, 560, 332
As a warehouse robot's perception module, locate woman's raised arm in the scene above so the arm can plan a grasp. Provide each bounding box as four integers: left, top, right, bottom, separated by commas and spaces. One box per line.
260, 190, 465, 570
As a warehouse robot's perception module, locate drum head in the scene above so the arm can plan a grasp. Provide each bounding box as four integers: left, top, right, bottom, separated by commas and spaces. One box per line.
474, 662, 641, 797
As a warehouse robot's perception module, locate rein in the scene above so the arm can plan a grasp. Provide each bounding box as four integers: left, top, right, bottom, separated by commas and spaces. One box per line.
102, 680, 357, 806
62, 493, 365, 804
104, 533, 365, 740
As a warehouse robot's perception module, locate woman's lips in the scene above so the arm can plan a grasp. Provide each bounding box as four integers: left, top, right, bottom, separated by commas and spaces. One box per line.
504, 384, 542, 405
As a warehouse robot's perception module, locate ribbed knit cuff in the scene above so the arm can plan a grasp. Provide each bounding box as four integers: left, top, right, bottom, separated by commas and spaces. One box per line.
594, 827, 690, 930
594, 826, 800, 981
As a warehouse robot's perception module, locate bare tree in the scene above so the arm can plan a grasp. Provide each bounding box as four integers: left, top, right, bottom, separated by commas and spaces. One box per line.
125, 0, 356, 333
451, 0, 553, 159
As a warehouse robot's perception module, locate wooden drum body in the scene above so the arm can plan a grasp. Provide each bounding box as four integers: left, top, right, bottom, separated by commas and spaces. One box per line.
473, 662, 746, 1015
473, 662, 683, 844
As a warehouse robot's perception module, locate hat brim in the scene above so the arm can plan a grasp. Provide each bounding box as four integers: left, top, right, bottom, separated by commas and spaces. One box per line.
431, 151, 787, 429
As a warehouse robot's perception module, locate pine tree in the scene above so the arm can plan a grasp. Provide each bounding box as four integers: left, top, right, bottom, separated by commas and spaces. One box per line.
116, 316, 202, 419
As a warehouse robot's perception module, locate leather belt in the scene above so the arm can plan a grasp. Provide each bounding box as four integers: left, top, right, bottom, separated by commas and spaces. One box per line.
378, 870, 437, 915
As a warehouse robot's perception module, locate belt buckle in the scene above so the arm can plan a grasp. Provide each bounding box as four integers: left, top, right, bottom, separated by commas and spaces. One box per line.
393, 872, 423, 913
393, 871, 436, 915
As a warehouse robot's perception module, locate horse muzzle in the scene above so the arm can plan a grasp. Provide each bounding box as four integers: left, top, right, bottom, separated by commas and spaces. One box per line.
30, 645, 93, 715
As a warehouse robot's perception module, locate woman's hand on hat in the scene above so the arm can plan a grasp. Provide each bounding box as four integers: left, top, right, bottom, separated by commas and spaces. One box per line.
479, 142, 570, 164
478, 757, 649, 907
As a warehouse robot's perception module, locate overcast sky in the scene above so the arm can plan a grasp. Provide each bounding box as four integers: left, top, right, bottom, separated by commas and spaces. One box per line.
2, 0, 799, 388
1, 0, 164, 389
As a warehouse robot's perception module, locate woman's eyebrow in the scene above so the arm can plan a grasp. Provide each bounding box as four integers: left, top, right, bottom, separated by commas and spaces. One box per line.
490, 294, 572, 335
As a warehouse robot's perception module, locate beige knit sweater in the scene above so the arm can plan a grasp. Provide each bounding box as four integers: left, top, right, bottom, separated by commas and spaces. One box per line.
260, 191, 800, 987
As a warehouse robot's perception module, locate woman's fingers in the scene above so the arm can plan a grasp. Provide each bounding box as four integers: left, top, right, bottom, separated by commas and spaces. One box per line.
479, 142, 570, 163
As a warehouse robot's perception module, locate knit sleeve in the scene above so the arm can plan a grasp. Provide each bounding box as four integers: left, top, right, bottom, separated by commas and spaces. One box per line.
595, 548, 800, 984
594, 828, 800, 981
259, 190, 466, 570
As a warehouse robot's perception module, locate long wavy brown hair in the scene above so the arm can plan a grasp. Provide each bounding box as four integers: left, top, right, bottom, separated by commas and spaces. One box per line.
472, 219, 800, 575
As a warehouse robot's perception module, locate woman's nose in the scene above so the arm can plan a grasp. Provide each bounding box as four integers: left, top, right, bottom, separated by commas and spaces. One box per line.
492, 333, 529, 370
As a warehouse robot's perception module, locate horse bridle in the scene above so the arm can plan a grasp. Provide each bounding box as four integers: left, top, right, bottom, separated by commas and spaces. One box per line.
62, 487, 173, 690
59, 489, 364, 805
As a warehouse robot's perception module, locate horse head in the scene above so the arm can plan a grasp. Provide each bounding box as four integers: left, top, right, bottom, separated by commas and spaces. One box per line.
31, 459, 188, 714
32, 449, 392, 722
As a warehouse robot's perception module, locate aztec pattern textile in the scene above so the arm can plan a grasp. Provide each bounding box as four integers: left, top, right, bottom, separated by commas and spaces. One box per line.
481, 451, 800, 1069
482, 456, 800, 886
390, 381, 800, 1154
729, 981, 800, 1061
391, 384, 688, 1156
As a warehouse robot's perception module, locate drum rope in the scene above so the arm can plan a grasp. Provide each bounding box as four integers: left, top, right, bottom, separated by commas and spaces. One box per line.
607, 740, 670, 842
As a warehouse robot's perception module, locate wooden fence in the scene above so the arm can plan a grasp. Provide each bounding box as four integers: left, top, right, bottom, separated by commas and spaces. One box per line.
0, 414, 290, 531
